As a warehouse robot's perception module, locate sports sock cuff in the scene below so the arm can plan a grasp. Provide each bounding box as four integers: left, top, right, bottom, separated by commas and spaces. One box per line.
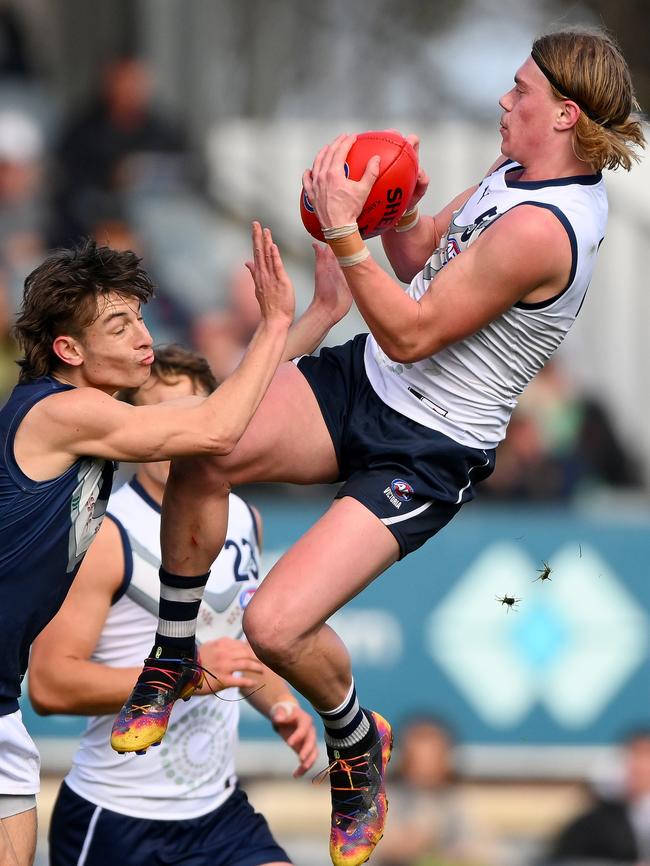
159, 567, 210, 589
317, 679, 356, 718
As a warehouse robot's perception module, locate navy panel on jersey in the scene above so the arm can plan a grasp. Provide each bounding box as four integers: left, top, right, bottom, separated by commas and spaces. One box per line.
297, 335, 495, 557
0, 377, 114, 714
49, 782, 291, 866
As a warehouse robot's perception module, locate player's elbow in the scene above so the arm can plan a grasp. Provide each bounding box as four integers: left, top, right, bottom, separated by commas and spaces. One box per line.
381, 337, 431, 365
28, 677, 60, 716
191, 411, 240, 457
201, 430, 238, 456
383, 344, 415, 364
381, 326, 445, 364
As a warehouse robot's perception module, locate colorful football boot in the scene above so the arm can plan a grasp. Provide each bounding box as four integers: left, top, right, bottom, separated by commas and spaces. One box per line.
321, 710, 393, 866
110, 648, 203, 754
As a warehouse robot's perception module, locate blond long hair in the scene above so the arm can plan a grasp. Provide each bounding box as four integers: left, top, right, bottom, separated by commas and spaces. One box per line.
532, 29, 645, 171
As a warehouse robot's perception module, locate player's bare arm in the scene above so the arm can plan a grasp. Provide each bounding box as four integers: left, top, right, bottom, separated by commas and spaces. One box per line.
381, 183, 478, 284
28, 517, 141, 716
15, 223, 294, 473
282, 243, 352, 362
380, 136, 502, 284
345, 204, 571, 362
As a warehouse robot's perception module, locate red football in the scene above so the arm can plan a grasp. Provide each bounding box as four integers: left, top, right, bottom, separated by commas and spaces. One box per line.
300, 130, 419, 241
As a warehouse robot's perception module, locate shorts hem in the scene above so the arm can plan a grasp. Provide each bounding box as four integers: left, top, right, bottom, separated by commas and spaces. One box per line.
0, 793, 37, 819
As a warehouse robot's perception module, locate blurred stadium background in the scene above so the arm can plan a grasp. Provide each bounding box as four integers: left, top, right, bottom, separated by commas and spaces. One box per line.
1, 1, 649, 864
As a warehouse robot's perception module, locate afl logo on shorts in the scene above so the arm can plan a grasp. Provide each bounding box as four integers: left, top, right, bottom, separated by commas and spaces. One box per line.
390, 479, 414, 502
239, 588, 257, 609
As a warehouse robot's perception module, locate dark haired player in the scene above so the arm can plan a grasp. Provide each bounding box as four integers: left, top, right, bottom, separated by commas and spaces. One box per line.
0, 234, 349, 866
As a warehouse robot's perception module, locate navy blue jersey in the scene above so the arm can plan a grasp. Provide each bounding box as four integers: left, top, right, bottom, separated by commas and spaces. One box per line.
0, 377, 114, 714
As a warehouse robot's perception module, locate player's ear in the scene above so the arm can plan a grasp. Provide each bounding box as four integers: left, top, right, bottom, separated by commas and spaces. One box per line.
52, 334, 84, 367
556, 99, 581, 131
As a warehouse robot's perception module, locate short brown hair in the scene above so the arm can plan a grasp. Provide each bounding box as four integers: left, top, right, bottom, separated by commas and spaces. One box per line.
120, 343, 218, 403
13, 238, 155, 382
532, 29, 645, 171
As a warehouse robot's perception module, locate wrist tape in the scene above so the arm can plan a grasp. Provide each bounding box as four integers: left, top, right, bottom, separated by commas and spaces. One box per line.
270, 699, 298, 720
322, 224, 370, 268
393, 206, 420, 233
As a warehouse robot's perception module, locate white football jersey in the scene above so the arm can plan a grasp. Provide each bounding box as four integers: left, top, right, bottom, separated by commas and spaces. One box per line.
64, 479, 261, 820
365, 160, 608, 449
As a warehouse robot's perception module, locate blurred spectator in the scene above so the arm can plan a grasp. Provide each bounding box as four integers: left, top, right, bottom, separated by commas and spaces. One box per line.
0, 108, 47, 308
88, 209, 192, 346
542, 729, 650, 864
479, 411, 567, 501
482, 361, 640, 501
51, 56, 191, 245
376, 714, 498, 866
191, 264, 261, 381
0, 1, 35, 78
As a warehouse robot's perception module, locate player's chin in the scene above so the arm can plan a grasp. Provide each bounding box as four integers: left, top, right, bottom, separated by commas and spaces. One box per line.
124, 365, 152, 389
136, 366, 153, 383
500, 140, 515, 159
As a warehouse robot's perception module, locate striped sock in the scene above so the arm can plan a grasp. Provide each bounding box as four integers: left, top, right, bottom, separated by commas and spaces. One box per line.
154, 566, 210, 656
317, 680, 373, 758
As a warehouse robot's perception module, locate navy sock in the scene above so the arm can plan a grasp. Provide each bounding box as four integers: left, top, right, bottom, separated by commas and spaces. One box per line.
317, 680, 375, 758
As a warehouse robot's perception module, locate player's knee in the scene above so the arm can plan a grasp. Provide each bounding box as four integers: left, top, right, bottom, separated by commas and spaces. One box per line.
243, 604, 301, 670
168, 455, 231, 496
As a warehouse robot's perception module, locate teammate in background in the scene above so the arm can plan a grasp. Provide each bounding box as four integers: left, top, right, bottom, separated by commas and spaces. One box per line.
0, 234, 350, 866
115, 29, 645, 866
29, 344, 317, 866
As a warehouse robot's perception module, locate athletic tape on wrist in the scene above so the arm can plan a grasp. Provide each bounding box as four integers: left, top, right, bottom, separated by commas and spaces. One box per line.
270, 699, 298, 720
322, 224, 358, 240
393, 206, 420, 233
323, 227, 370, 268
336, 247, 371, 267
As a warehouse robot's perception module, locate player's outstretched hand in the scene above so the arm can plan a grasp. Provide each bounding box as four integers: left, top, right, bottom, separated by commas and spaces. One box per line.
303, 133, 380, 229
246, 221, 295, 328
312, 243, 352, 326
195, 637, 266, 695
270, 700, 319, 778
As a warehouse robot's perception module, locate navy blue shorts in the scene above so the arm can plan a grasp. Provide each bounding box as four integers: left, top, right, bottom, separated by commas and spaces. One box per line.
49, 782, 291, 866
297, 335, 495, 558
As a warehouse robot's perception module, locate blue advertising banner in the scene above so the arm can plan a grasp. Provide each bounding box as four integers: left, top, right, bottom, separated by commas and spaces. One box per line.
22, 494, 650, 759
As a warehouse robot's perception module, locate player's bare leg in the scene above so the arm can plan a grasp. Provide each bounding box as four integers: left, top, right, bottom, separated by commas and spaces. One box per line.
0, 809, 37, 866
111, 361, 339, 754
242, 496, 398, 706
243, 496, 399, 866
160, 361, 340, 576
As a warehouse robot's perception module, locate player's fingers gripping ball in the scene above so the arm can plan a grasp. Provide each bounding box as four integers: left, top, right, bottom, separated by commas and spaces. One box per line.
301, 130, 419, 241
